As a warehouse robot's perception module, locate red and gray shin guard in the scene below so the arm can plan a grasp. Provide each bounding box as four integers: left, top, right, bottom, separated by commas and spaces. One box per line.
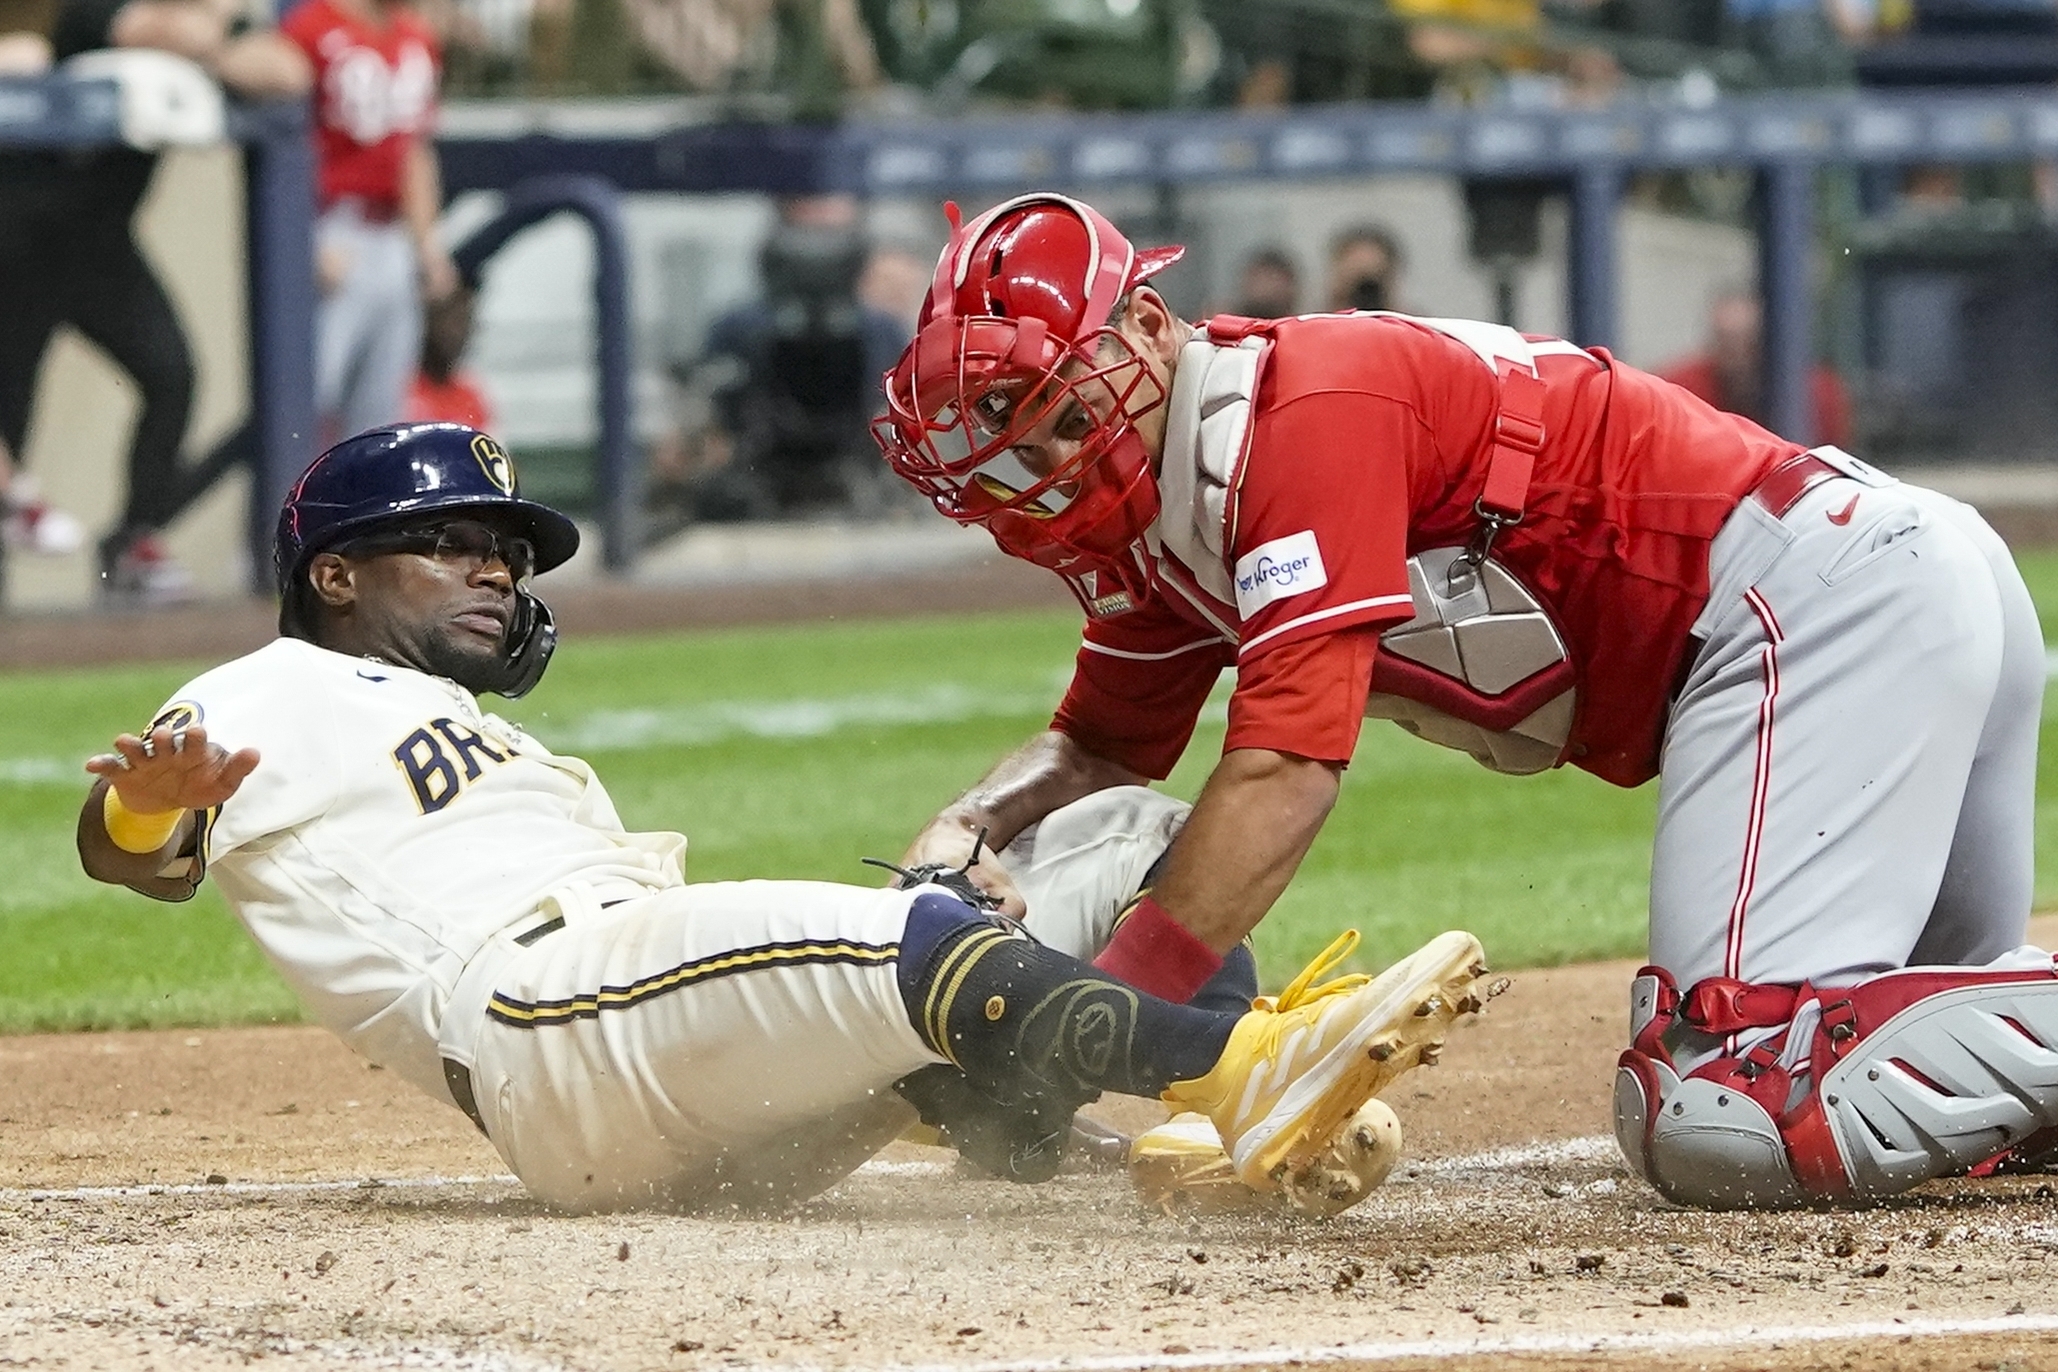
1614, 952, 2058, 1208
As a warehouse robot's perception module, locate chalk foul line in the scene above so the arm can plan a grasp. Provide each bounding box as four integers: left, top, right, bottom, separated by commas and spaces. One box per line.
839, 1313, 2058, 1372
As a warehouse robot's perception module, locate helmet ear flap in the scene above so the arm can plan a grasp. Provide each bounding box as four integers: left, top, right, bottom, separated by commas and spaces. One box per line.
479, 589, 557, 699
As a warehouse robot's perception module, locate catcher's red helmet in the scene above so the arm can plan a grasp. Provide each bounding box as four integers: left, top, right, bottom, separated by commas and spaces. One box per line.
873, 194, 1184, 604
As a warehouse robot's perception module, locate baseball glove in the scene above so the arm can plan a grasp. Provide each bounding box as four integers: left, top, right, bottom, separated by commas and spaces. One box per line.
863, 827, 1005, 912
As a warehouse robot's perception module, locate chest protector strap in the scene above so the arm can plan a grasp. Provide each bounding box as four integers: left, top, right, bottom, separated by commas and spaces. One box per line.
1171, 314, 1577, 775
1473, 362, 1547, 564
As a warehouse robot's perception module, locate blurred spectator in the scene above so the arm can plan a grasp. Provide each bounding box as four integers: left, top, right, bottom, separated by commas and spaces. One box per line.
1722, 0, 1865, 82
1327, 224, 1409, 314
1226, 246, 1301, 318
1900, 162, 1967, 211
1657, 287, 1852, 448
857, 240, 930, 338
609, 0, 877, 105
405, 282, 492, 429
653, 194, 910, 525
0, 0, 51, 71
1396, 0, 1543, 85
282, 0, 458, 444
0, 0, 309, 602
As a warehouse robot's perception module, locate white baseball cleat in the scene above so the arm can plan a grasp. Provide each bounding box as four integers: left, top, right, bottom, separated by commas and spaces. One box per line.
1161, 929, 1494, 1191
1129, 1099, 1404, 1217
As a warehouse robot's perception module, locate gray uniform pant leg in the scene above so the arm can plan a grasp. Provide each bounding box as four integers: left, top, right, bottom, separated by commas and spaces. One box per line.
1003, 786, 1191, 961
1910, 491, 2045, 965
1648, 470, 2041, 1071
315, 204, 422, 437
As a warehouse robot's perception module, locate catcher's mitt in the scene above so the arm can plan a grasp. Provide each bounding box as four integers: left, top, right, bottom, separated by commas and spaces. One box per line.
863, 828, 1004, 912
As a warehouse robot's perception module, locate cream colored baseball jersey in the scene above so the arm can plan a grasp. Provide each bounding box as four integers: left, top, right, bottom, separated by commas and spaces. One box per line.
156, 638, 681, 1102
151, 638, 1185, 1210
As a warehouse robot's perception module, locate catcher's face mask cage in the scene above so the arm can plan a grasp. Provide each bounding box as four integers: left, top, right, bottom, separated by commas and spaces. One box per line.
872, 193, 1183, 604
875, 312, 1164, 572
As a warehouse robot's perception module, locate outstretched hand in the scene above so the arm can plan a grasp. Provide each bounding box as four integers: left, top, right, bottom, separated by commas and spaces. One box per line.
85, 724, 259, 815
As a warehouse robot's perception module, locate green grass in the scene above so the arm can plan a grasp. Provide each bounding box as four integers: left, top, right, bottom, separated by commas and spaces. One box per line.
7, 548, 2058, 1033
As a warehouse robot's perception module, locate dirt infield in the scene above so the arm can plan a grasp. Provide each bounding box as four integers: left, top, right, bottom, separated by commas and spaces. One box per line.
8, 925, 2058, 1372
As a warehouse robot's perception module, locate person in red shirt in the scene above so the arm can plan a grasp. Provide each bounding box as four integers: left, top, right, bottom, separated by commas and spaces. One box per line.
405, 283, 491, 429
1657, 287, 1852, 450
874, 192, 2054, 1211
282, 0, 456, 441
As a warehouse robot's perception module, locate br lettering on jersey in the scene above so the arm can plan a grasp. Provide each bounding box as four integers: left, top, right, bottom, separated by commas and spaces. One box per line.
392, 717, 509, 814
1233, 530, 1328, 619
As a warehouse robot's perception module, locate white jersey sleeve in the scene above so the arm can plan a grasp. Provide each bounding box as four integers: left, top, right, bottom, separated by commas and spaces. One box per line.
150, 640, 347, 862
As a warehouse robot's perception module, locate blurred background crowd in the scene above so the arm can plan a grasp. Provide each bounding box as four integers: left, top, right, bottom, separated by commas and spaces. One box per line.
2, 0, 2058, 604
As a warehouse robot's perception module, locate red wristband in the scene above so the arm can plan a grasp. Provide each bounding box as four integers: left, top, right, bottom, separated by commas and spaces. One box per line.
1092, 894, 1224, 1004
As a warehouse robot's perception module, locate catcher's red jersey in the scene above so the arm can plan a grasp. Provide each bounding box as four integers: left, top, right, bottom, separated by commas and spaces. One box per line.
1051, 313, 1803, 787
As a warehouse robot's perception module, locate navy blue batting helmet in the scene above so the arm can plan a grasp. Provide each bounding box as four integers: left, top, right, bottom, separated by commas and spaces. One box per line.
275, 424, 581, 697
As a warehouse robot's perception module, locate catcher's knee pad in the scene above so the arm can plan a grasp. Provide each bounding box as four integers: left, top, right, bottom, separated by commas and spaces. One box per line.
1618, 953, 2058, 1207
1803, 963, 2058, 1198
1614, 1047, 1805, 1209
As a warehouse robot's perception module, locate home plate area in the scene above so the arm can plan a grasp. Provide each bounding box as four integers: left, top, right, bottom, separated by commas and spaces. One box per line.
7, 949, 2058, 1372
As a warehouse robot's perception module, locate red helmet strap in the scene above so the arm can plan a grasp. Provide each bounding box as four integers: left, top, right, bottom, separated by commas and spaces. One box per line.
1008, 316, 1050, 368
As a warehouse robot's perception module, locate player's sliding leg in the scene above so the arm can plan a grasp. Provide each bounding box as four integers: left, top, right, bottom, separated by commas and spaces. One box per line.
463, 879, 1487, 1215
1622, 482, 2050, 1208
895, 892, 1493, 1195
980, 785, 1269, 1198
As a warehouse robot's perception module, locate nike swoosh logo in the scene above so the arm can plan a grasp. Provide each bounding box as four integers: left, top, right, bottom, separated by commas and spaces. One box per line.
1827, 494, 1860, 526
357, 670, 389, 683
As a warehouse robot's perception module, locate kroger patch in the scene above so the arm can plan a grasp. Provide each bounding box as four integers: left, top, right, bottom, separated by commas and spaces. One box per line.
1233, 530, 1328, 618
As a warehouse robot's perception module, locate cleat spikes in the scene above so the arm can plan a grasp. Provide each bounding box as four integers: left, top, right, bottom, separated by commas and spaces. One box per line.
1162, 930, 1491, 1193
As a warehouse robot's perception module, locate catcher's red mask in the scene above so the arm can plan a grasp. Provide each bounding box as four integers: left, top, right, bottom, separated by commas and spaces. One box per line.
872, 194, 1183, 607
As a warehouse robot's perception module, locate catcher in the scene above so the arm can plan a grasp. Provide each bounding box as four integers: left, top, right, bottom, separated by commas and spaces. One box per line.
74, 421, 1488, 1215
874, 192, 2055, 1209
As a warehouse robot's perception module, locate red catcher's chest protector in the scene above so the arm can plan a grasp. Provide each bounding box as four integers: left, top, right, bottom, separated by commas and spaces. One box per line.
1158, 314, 1582, 775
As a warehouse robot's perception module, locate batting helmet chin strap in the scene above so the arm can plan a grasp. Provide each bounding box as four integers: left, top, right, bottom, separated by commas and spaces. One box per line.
1614, 953, 2058, 1209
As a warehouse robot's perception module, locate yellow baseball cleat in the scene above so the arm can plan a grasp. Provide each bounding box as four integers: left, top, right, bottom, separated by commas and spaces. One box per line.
1162, 929, 1491, 1191
1129, 1099, 1404, 1218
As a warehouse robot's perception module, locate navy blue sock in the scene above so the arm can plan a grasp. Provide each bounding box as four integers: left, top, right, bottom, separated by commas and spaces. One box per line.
896, 892, 1237, 1100
1189, 942, 1259, 1016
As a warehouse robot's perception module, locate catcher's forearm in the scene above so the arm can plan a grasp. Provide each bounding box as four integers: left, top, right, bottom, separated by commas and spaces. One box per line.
1145, 748, 1341, 954
76, 776, 201, 899
911, 729, 1143, 858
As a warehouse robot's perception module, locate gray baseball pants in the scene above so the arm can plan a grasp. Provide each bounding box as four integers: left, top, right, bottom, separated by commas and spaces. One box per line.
315, 200, 421, 440
1648, 448, 2044, 1069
